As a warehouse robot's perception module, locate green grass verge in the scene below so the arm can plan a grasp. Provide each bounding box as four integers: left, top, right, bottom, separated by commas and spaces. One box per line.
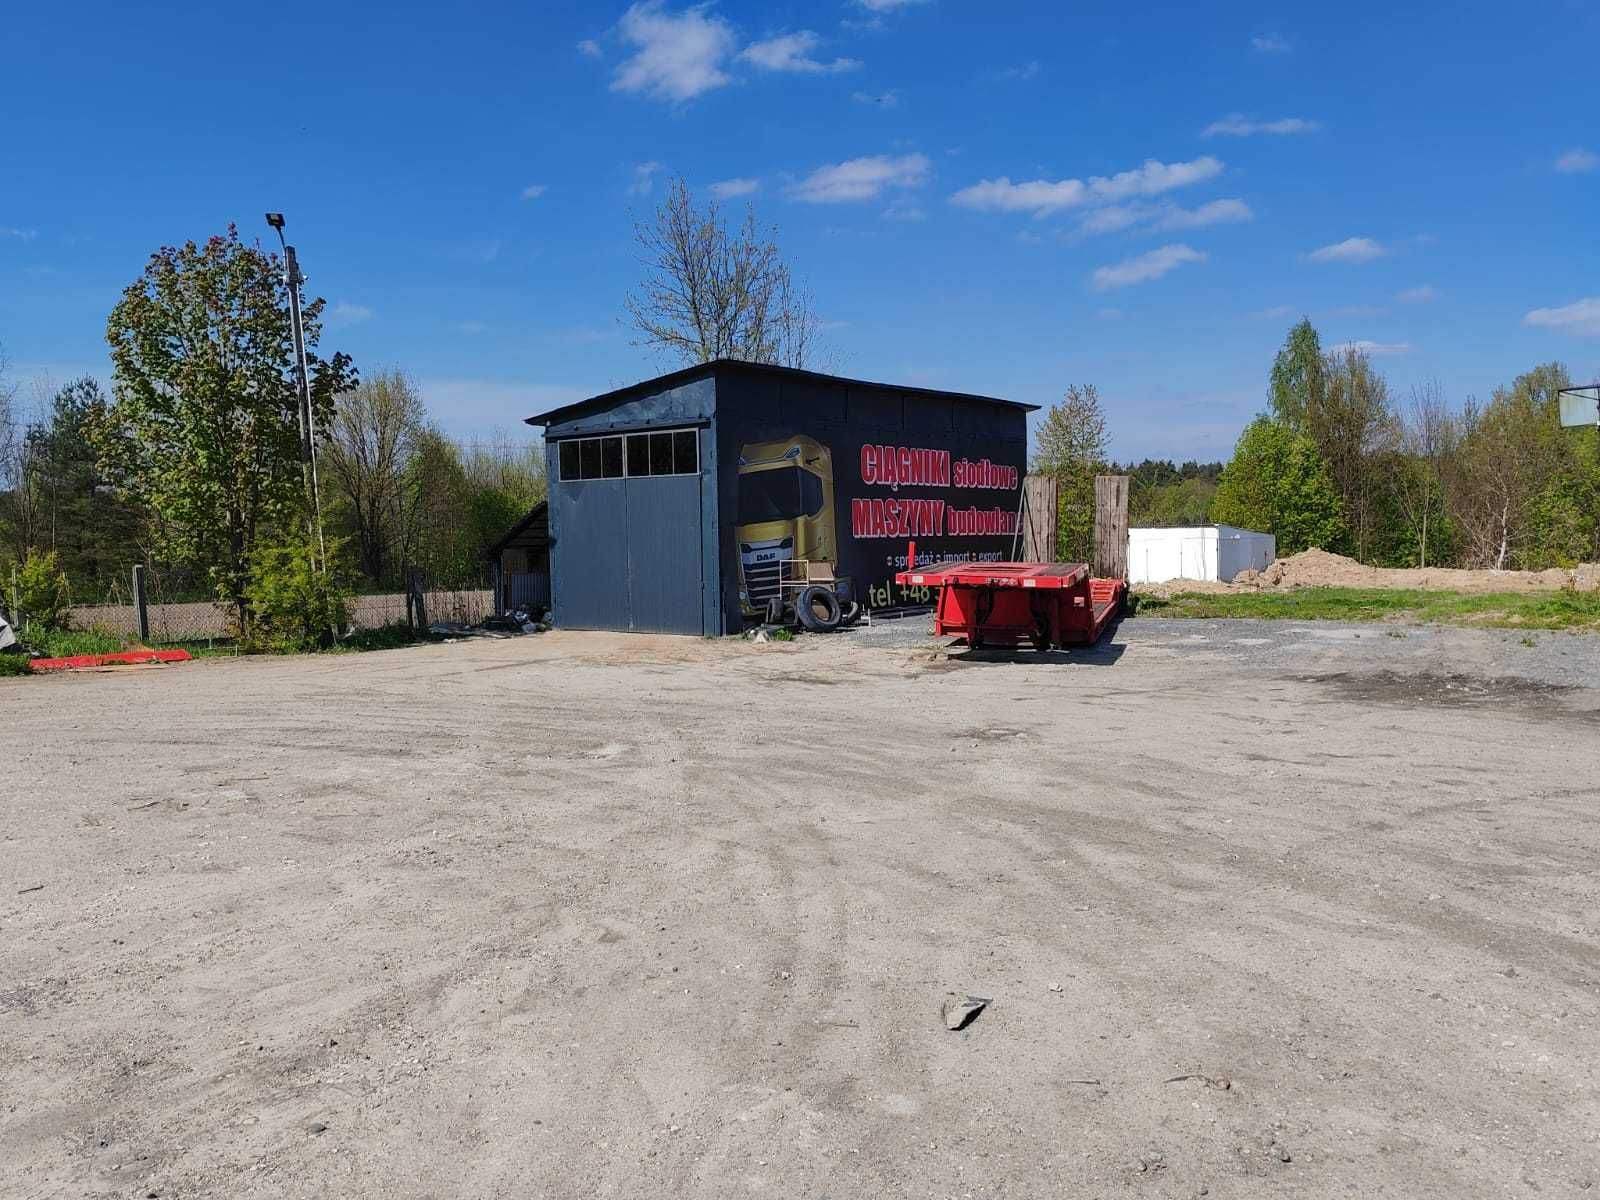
1131, 586, 1600, 631
0, 654, 32, 677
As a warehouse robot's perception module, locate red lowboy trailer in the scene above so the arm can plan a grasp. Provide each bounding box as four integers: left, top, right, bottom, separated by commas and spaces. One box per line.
893, 561, 1126, 650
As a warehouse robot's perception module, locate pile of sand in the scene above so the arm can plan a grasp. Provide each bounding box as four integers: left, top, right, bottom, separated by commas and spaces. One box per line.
1224, 548, 1598, 594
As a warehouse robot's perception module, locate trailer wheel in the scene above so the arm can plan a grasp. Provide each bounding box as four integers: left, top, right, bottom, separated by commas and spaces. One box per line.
795, 586, 843, 633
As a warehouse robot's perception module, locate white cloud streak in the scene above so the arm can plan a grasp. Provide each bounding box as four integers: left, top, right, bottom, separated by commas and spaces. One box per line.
1306, 236, 1385, 264
856, 0, 929, 9
1091, 244, 1206, 291
330, 302, 375, 325
1331, 340, 1413, 357
577, 38, 602, 58
1555, 147, 1598, 174
1202, 114, 1319, 137
739, 31, 859, 74
1397, 284, 1439, 304
1, 227, 39, 241
611, 2, 736, 102
520, 184, 547, 200
1523, 297, 1600, 336
708, 177, 759, 198
629, 161, 664, 195
951, 156, 1224, 218
1252, 32, 1290, 52
791, 153, 930, 203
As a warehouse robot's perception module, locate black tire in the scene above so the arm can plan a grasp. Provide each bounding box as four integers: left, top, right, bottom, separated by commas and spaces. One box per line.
795, 585, 843, 633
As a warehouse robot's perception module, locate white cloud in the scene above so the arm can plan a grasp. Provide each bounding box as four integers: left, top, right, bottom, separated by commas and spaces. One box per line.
1152, 197, 1253, 231
883, 203, 926, 221
1252, 32, 1290, 52
1306, 236, 1385, 264
856, 0, 929, 9
629, 161, 665, 195
1523, 297, 1600, 336
1397, 284, 1439, 304
611, 2, 736, 103
330, 302, 375, 325
852, 89, 902, 107
1202, 113, 1319, 137
520, 183, 548, 200
1249, 305, 1295, 320
577, 38, 602, 58
791, 153, 930, 203
1331, 340, 1413, 357
1091, 244, 1206, 291
1555, 147, 1598, 174
1, 227, 38, 241
1000, 61, 1041, 82
740, 31, 858, 74
708, 177, 759, 198
950, 156, 1224, 217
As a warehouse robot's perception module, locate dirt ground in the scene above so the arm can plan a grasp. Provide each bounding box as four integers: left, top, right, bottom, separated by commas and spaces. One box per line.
1140, 546, 1600, 597
4, 623, 1599, 1198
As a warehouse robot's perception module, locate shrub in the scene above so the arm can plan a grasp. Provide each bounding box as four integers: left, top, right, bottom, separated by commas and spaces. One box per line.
244, 538, 353, 653
14, 549, 72, 633
0, 655, 32, 677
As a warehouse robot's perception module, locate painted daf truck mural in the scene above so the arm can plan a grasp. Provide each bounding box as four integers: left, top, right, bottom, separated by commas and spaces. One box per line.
735, 436, 836, 613
734, 429, 1025, 615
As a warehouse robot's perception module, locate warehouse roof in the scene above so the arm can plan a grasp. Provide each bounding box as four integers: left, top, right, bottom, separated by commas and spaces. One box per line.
524, 358, 1039, 427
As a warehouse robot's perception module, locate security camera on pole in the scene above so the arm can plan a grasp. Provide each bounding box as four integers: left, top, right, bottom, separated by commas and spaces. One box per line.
264, 211, 327, 571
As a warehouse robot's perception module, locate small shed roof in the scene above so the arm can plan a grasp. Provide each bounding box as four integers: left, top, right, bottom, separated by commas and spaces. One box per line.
485, 500, 549, 560
524, 359, 1038, 428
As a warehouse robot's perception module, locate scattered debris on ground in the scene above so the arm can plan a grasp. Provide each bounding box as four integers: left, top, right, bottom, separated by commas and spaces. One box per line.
941, 994, 990, 1031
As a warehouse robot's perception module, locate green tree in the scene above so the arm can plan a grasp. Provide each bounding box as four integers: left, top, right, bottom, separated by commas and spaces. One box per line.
322, 369, 429, 587
19, 378, 142, 591
1268, 319, 1325, 431
1212, 416, 1346, 554
1315, 347, 1397, 560
98, 226, 354, 630
1033, 383, 1108, 562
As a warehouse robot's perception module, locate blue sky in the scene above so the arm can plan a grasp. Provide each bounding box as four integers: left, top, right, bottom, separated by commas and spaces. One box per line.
3, 0, 1597, 460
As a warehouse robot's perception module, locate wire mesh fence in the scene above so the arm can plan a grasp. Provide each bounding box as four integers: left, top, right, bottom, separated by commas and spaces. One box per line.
55, 565, 495, 646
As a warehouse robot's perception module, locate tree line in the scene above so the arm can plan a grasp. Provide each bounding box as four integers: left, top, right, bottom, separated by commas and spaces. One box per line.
1031, 320, 1597, 571
0, 228, 543, 641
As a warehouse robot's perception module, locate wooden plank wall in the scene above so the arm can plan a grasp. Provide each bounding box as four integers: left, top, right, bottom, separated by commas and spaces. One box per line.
1093, 475, 1130, 579
1021, 474, 1058, 562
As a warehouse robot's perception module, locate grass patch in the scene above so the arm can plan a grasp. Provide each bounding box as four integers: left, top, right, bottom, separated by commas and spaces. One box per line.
1131, 586, 1600, 632
26, 627, 129, 658
0, 654, 32, 677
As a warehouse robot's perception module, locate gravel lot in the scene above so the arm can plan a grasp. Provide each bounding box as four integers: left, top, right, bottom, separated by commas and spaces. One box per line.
4, 619, 1598, 1198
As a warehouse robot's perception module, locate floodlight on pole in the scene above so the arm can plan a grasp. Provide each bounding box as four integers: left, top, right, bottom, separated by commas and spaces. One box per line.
265, 211, 328, 569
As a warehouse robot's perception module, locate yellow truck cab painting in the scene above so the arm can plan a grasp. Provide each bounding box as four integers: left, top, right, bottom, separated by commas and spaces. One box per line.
736, 435, 836, 613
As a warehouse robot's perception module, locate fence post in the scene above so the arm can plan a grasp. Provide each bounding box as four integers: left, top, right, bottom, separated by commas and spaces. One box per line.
489, 560, 503, 614
408, 569, 428, 631
131, 564, 151, 643
1093, 475, 1130, 580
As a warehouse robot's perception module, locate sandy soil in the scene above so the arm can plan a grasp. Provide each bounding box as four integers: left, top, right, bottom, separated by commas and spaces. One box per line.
1141, 547, 1600, 597
3, 626, 1599, 1198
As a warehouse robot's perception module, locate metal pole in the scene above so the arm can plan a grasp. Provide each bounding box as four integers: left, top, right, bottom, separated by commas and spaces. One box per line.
281, 245, 328, 570
131, 564, 150, 644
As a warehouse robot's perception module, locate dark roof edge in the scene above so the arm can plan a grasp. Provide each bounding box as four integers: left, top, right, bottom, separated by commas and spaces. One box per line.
483, 499, 549, 560
524, 358, 1040, 427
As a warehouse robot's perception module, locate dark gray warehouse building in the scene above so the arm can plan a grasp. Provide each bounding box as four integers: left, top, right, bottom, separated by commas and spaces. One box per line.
527, 360, 1035, 636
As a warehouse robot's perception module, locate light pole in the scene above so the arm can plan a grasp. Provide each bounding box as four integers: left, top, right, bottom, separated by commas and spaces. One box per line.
265, 211, 327, 569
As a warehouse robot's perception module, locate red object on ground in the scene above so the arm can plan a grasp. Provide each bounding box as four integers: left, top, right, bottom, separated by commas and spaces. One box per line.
893, 561, 1126, 650
29, 649, 192, 672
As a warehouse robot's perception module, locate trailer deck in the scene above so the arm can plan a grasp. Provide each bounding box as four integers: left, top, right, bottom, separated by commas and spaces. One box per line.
894, 560, 1126, 649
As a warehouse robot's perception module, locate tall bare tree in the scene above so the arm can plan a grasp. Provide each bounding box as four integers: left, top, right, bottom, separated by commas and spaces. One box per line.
626, 178, 825, 369
1315, 346, 1397, 560
322, 369, 428, 586
1390, 382, 1454, 567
